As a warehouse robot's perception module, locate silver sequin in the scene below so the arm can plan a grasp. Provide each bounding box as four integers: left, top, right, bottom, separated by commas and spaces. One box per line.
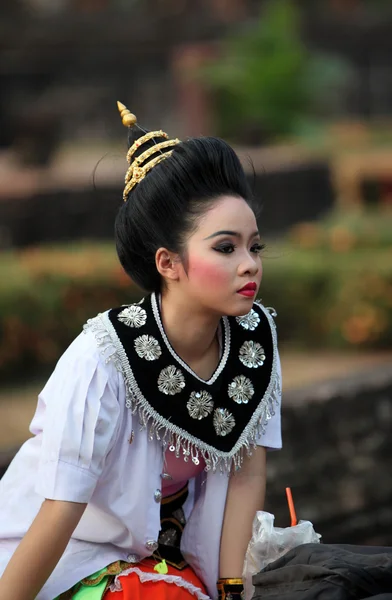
239, 340, 266, 368
228, 375, 254, 404
158, 365, 186, 395
118, 305, 147, 328
172, 508, 186, 525
213, 408, 235, 437
187, 390, 214, 420
134, 335, 162, 361
159, 528, 178, 546
236, 308, 260, 331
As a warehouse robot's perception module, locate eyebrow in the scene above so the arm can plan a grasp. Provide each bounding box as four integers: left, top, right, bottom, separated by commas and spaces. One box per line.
203, 230, 260, 240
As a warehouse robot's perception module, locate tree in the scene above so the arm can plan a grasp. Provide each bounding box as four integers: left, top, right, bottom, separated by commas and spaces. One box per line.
204, 0, 351, 143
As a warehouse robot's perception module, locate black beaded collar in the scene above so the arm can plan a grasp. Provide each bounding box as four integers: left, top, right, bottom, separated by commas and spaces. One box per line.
85, 293, 280, 473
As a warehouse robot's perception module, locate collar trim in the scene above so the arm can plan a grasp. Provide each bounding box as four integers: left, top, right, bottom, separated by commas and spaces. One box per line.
84, 302, 280, 473
150, 292, 231, 386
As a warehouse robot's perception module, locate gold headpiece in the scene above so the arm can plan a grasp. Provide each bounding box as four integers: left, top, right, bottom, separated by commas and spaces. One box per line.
117, 101, 180, 201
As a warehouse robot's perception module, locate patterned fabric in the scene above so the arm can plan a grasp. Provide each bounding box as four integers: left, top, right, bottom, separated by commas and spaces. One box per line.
97, 293, 279, 473
57, 561, 209, 599
105, 559, 209, 599
56, 563, 126, 599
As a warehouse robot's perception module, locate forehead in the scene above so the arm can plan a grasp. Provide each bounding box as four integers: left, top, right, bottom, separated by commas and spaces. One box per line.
197, 195, 257, 235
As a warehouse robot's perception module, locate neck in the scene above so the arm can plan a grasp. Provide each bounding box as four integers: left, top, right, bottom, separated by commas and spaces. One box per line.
159, 290, 221, 366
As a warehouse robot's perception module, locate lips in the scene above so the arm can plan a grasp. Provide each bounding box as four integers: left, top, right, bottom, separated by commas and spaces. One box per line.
238, 282, 257, 293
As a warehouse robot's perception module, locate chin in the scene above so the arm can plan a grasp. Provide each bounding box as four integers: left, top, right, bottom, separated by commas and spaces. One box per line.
223, 296, 255, 317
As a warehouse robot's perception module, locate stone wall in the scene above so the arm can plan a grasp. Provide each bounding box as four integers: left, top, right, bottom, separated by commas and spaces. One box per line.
265, 364, 392, 546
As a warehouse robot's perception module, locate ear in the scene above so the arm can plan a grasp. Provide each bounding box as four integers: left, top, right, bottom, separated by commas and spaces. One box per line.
155, 247, 181, 283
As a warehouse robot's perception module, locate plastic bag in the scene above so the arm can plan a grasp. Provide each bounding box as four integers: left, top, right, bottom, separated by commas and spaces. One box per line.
242, 511, 321, 600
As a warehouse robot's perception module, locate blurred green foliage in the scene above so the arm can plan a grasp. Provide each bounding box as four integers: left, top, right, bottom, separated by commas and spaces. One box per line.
0, 245, 140, 382
289, 208, 392, 250
204, 0, 352, 142
263, 245, 392, 349
265, 208, 392, 348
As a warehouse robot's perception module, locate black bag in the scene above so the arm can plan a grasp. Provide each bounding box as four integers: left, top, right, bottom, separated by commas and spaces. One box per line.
252, 543, 392, 600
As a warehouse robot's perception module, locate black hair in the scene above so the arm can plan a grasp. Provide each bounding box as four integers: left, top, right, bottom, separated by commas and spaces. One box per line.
115, 127, 256, 292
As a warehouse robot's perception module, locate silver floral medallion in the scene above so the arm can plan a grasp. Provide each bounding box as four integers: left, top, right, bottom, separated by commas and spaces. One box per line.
118, 305, 147, 328
187, 390, 214, 420
239, 340, 266, 369
236, 308, 260, 331
158, 365, 186, 395
134, 335, 162, 361
228, 375, 254, 404
213, 407, 235, 437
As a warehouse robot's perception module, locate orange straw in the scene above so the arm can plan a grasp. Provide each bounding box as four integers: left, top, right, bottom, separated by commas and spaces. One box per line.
285, 487, 298, 526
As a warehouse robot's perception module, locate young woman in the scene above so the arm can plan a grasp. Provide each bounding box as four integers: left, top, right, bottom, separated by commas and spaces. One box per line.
0, 103, 282, 600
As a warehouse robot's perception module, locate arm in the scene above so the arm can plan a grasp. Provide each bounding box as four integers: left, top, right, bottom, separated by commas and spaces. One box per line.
0, 499, 86, 600
219, 446, 266, 578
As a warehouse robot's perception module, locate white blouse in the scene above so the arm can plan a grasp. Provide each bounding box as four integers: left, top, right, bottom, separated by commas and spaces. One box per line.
0, 320, 282, 600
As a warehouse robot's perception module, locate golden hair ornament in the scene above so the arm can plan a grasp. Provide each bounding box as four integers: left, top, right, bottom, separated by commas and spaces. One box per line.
117, 101, 137, 128
127, 131, 170, 164
117, 100, 181, 201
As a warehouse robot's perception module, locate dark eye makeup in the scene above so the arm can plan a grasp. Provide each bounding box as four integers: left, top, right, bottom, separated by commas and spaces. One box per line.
251, 243, 266, 254
213, 242, 266, 254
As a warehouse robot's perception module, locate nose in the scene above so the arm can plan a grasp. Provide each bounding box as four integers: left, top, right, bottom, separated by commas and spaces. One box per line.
238, 251, 260, 277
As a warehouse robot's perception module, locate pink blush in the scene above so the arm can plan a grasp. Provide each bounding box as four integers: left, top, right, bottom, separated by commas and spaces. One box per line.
188, 258, 230, 287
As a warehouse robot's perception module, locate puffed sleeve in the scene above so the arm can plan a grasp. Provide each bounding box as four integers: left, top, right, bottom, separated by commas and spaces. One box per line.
255, 350, 282, 450
32, 329, 121, 503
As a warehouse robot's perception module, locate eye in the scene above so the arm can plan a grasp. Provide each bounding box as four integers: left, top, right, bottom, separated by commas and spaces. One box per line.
251, 243, 265, 254
214, 243, 236, 254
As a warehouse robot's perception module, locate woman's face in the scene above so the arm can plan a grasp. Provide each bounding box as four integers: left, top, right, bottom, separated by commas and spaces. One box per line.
179, 195, 263, 316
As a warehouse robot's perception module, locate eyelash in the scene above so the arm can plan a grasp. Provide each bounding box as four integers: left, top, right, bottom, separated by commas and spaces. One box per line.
214, 243, 266, 255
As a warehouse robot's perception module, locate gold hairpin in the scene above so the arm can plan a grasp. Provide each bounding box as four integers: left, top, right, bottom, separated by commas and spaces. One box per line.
125, 139, 181, 184
117, 101, 181, 201
123, 153, 175, 199
117, 101, 137, 128
126, 131, 169, 164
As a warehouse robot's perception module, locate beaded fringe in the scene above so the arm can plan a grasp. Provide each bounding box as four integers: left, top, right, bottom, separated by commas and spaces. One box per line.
84, 310, 280, 475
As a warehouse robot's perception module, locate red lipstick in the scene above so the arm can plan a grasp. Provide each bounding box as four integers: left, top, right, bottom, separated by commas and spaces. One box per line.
237, 282, 257, 297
